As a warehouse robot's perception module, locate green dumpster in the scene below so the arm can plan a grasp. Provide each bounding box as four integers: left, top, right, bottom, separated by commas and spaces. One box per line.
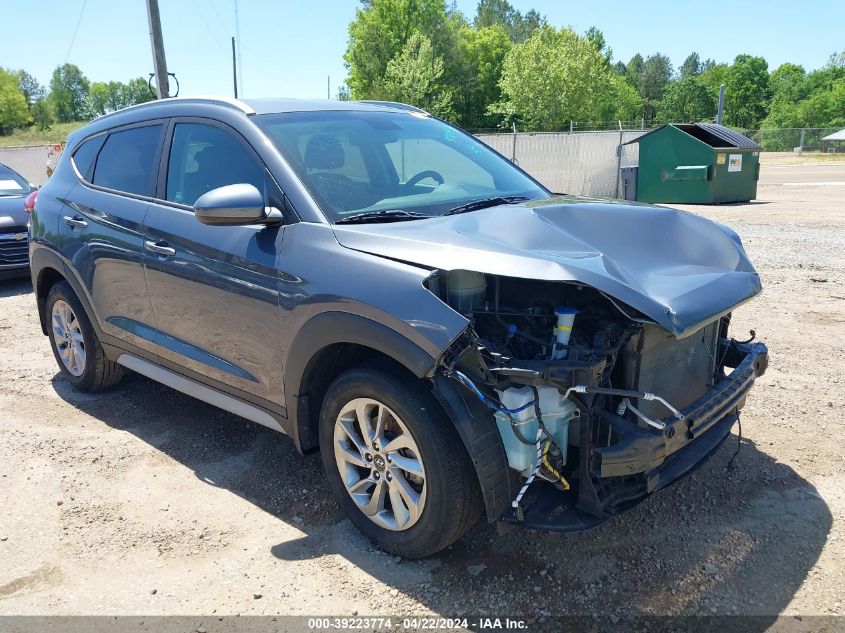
626, 123, 760, 204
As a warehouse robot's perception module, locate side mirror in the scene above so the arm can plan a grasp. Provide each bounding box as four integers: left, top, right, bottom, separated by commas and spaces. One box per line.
194, 183, 281, 226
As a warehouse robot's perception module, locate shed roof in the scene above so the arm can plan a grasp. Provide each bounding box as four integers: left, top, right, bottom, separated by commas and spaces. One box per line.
822, 129, 845, 141
625, 123, 760, 149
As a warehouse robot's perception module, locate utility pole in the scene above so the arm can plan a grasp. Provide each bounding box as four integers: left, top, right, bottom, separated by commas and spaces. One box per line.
716, 84, 726, 125
234, 0, 243, 97
231, 37, 238, 98
327, 76, 331, 100
146, 0, 170, 99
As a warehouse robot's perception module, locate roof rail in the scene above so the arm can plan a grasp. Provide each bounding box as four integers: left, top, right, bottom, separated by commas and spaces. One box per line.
91, 96, 255, 123
353, 100, 429, 115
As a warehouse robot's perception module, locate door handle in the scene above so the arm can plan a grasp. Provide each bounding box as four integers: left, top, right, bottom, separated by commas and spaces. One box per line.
63, 215, 88, 229
144, 240, 175, 257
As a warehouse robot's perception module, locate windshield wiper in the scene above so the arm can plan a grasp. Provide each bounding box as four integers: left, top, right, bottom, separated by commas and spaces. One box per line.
334, 209, 431, 225
441, 195, 530, 216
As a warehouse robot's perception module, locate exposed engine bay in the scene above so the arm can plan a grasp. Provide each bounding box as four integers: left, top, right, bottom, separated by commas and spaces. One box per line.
428, 270, 769, 530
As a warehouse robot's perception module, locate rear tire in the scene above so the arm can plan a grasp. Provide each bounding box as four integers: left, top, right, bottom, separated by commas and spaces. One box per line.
46, 281, 123, 392
319, 363, 482, 558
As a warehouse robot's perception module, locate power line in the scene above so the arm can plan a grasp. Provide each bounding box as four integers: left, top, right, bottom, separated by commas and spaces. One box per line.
63, 0, 88, 64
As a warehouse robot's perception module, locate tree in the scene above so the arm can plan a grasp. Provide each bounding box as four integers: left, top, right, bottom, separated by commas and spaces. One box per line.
585, 27, 612, 65
453, 24, 511, 128
336, 83, 351, 101
639, 53, 673, 123
0, 68, 31, 134
473, 0, 545, 43
344, 0, 458, 100
680, 52, 701, 79
49, 63, 90, 122
495, 26, 640, 130
656, 77, 715, 123
383, 32, 453, 118
16, 70, 44, 107
625, 53, 644, 90
31, 98, 54, 131
724, 54, 770, 128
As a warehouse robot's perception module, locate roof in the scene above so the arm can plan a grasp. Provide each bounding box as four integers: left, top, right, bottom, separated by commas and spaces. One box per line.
241, 98, 422, 115
822, 129, 845, 141
625, 123, 760, 149
88, 96, 422, 125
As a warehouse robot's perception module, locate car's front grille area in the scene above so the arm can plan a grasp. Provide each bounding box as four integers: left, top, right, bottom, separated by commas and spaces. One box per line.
627, 322, 720, 419
0, 226, 29, 266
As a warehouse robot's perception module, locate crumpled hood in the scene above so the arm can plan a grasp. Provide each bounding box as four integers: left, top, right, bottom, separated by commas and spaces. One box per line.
331, 196, 762, 337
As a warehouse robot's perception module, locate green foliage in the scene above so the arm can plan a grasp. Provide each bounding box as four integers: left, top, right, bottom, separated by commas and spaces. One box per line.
656, 77, 715, 123
16, 70, 44, 107
639, 54, 673, 123
31, 99, 54, 131
87, 78, 154, 117
344, 0, 457, 100
0, 68, 31, 134
49, 64, 90, 122
383, 33, 454, 118
585, 27, 612, 65
453, 24, 511, 128
724, 54, 770, 128
680, 53, 701, 79
473, 0, 545, 43
495, 26, 640, 130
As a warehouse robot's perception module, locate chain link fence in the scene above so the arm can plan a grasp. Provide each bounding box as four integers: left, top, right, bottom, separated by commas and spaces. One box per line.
476, 126, 844, 198
476, 130, 647, 198
737, 127, 841, 152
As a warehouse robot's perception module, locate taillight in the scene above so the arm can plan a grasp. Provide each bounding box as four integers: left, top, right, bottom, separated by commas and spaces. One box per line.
24, 189, 38, 214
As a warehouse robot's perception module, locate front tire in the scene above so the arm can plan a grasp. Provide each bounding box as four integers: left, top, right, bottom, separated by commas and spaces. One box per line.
319, 364, 482, 558
46, 281, 123, 392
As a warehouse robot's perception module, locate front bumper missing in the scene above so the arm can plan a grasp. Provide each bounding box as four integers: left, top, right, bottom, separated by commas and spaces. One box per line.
502, 339, 768, 532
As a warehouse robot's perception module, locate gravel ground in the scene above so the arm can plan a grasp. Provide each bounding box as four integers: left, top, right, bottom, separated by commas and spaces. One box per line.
0, 180, 843, 623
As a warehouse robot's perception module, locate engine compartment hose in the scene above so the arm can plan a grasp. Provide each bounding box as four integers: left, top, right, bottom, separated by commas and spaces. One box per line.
564, 385, 684, 420
451, 370, 536, 415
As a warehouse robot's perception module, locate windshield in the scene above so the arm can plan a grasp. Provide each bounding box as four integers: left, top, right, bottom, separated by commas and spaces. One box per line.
0, 165, 31, 197
256, 110, 548, 222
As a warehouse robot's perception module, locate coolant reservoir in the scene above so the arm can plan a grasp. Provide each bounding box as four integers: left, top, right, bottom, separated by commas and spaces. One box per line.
446, 270, 486, 312
494, 386, 577, 477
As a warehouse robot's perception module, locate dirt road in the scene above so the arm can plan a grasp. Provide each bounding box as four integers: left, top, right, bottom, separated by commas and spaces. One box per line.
1, 177, 843, 623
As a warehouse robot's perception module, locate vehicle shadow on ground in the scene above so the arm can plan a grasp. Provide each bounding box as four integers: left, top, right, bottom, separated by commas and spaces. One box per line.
0, 277, 32, 298
52, 370, 831, 624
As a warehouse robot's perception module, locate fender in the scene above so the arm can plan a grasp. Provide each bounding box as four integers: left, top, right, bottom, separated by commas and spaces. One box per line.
30, 245, 72, 336
431, 374, 516, 523
285, 311, 438, 452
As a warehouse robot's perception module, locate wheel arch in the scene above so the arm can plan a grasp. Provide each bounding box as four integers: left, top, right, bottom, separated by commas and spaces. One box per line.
285, 311, 439, 453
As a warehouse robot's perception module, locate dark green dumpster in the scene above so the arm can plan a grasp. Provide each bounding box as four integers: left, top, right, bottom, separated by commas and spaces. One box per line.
627, 123, 760, 204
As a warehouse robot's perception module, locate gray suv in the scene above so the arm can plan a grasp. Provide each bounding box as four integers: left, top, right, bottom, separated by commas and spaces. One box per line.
29, 97, 768, 557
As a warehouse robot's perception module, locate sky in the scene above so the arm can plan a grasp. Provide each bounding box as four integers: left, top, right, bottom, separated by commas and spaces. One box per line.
1, 0, 843, 100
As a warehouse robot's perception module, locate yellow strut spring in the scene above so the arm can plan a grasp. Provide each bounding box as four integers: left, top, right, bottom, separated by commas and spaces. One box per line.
542, 440, 570, 490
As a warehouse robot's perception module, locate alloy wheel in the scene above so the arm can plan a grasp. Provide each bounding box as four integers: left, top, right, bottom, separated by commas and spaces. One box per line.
51, 299, 86, 377
333, 397, 427, 531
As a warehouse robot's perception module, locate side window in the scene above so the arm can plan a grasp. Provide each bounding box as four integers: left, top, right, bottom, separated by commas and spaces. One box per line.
166, 123, 264, 206
71, 135, 105, 181
92, 125, 162, 196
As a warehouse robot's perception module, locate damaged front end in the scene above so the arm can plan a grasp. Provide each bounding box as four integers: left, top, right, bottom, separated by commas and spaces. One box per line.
429, 271, 768, 532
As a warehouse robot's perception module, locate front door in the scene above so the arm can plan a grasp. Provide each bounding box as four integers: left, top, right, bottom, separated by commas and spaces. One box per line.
142, 120, 285, 406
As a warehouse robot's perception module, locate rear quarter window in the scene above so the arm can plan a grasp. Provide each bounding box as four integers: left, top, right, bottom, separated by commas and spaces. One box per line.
71, 135, 105, 181
92, 125, 163, 197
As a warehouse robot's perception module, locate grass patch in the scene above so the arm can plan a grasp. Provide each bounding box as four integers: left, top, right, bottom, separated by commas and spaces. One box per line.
0, 122, 87, 148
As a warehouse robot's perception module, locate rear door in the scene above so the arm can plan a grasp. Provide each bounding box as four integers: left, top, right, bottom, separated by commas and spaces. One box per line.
142, 118, 285, 405
60, 122, 164, 355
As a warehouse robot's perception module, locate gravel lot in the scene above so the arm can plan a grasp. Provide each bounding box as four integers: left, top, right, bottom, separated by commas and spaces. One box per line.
1, 174, 843, 623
